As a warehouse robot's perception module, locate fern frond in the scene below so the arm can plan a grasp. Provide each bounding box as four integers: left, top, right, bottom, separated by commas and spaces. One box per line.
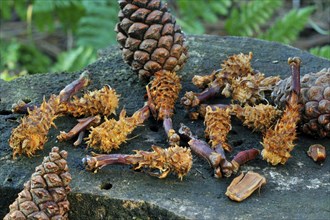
52, 46, 96, 72
174, 0, 232, 34
33, 0, 85, 32
309, 46, 330, 60
260, 7, 315, 44
225, 0, 283, 37
76, 1, 118, 49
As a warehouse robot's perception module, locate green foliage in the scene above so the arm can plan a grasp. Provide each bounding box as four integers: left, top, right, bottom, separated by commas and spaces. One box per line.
52, 46, 96, 72
32, 0, 85, 33
0, 0, 119, 80
0, 0, 27, 21
225, 0, 283, 37
309, 46, 330, 60
0, 0, 326, 81
0, 39, 51, 76
76, 1, 118, 49
175, 0, 232, 34
260, 6, 315, 44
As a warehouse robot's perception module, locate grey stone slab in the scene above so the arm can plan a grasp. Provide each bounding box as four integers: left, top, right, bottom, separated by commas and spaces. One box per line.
0, 35, 329, 220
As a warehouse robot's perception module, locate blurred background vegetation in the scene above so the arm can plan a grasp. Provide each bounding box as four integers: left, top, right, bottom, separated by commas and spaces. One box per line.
0, 0, 329, 81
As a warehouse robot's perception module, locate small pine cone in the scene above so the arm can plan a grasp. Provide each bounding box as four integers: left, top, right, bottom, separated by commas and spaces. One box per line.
272, 68, 330, 138
4, 147, 71, 220
204, 106, 232, 152
86, 107, 148, 153
61, 85, 119, 117
261, 93, 300, 165
9, 95, 61, 158
214, 52, 253, 87
130, 145, 192, 180
115, 0, 188, 80
229, 73, 281, 104
231, 104, 282, 132
147, 70, 181, 120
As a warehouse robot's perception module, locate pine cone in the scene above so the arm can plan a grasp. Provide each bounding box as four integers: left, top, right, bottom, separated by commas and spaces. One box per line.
147, 70, 181, 120
4, 147, 71, 220
229, 73, 280, 104
61, 85, 119, 117
231, 104, 282, 132
86, 105, 149, 153
215, 52, 254, 87
9, 95, 61, 158
204, 106, 232, 152
129, 145, 192, 180
272, 68, 330, 138
115, 0, 188, 80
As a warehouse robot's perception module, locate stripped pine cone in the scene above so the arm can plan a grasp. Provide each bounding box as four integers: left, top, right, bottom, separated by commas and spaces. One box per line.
86, 105, 150, 153
131, 145, 192, 180
4, 147, 71, 220
215, 52, 254, 87
228, 73, 281, 104
262, 57, 301, 165
115, 0, 188, 79
83, 145, 192, 180
231, 104, 282, 132
147, 70, 181, 121
191, 52, 253, 90
181, 52, 257, 109
61, 85, 119, 117
9, 95, 61, 158
204, 106, 232, 152
272, 68, 330, 138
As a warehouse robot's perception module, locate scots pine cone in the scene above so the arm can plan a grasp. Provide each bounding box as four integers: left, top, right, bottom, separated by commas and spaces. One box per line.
115, 0, 188, 80
272, 68, 330, 138
4, 147, 71, 220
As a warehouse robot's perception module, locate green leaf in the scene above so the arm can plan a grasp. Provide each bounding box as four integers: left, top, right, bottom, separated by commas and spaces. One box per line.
173, 0, 231, 34
52, 46, 97, 72
260, 6, 315, 44
225, 0, 283, 37
75, 1, 118, 49
309, 46, 330, 60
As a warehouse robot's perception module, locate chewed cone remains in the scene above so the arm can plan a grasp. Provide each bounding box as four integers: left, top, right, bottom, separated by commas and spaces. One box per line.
83, 145, 192, 180
61, 85, 119, 117
261, 58, 302, 165
86, 105, 150, 153
4, 147, 71, 220
9, 95, 61, 158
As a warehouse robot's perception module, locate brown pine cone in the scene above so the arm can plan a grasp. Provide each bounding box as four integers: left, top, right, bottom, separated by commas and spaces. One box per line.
115, 0, 188, 80
4, 147, 71, 220
272, 68, 330, 138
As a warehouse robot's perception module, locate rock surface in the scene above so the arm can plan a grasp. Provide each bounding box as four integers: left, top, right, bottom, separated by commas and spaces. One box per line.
0, 35, 329, 219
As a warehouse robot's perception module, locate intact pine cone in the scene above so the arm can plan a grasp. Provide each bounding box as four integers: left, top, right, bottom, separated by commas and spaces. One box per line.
115, 0, 188, 80
4, 147, 71, 220
272, 68, 330, 138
